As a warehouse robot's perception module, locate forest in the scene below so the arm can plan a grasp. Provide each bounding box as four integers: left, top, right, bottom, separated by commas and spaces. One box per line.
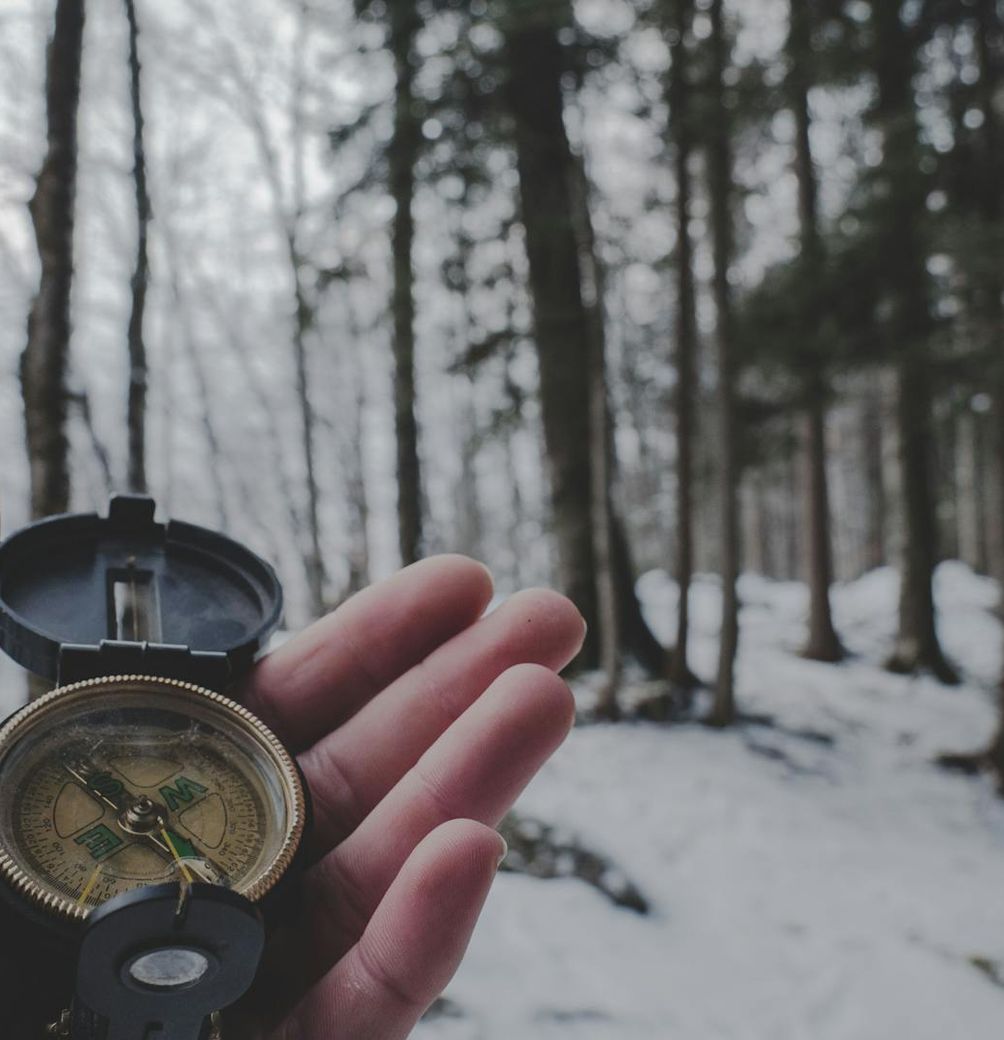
5, 0, 1002, 755
1, 1, 1004, 1033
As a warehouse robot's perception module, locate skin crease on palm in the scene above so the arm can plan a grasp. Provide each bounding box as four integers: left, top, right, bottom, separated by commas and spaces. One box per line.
224, 554, 586, 1040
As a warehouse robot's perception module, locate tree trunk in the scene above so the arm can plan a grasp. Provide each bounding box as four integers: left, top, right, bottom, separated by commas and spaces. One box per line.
974, 0, 1004, 782
860, 384, 887, 572
20, 0, 84, 519
449, 170, 485, 564
389, 0, 424, 565
802, 385, 843, 659
742, 470, 768, 577
503, 2, 664, 676
872, 1, 958, 683
589, 295, 621, 717
292, 255, 326, 616
706, 0, 740, 726
955, 410, 987, 573
504, 11, 597, 657
788, 0, 843, 661
667, 0, 700, 688
124, 0, 150, 494
290, 0, 326, 616
343, 297, 372, 596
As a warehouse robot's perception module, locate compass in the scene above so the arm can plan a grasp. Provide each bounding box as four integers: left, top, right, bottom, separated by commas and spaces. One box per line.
0, 676, 305, 921
0, 496, 309, 1040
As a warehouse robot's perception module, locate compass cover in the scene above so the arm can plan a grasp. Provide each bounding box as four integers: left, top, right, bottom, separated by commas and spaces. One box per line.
0, 495, 282, 682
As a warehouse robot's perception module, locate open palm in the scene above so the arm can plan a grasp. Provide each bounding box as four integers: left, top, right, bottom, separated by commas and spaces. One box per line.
230, 556, 585, 1039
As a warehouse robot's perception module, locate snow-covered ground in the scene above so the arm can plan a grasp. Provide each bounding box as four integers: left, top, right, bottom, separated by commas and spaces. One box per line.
2, 564, 1002, 1037
417, 563, 1004, 1040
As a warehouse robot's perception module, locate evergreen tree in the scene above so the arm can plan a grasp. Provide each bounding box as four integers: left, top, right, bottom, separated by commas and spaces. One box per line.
869, 0, 959, 683
500, 0, 665, 679
787, 0, 844, 663
664, 0, 702, 689
705, 0, 741, 727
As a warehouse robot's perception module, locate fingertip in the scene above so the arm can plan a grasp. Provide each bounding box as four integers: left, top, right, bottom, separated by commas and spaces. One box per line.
497, 662, 577, 737
406, 554, 495, 610
412, 817, 505, 884
497, 587, 588, 668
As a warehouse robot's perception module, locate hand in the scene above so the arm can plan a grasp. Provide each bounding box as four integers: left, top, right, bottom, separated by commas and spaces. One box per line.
232, 556, 585, 1039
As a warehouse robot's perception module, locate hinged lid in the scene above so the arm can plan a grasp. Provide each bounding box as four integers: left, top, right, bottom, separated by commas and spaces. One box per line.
0, 495, 282, 687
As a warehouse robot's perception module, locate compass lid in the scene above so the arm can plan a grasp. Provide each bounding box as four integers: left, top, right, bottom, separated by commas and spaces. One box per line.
0, 495, 283, 685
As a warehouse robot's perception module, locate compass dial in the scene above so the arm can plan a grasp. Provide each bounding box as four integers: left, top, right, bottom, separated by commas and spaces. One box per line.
0, 676, 305, 923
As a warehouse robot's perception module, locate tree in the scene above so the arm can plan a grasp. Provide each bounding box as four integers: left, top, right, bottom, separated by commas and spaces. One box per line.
570, 154, 623, 713
388, 0, 425, 565
20, 0, 85, 519
501, 0, 665, 679
787, 0, 844, 662
705, 0, 740, 726
124, 0, 151, 494
665, 0, 701, 688
870, 0, 958, 683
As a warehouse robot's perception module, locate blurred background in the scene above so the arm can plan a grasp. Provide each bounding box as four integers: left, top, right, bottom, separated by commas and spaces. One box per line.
2, 0, 1004, 1036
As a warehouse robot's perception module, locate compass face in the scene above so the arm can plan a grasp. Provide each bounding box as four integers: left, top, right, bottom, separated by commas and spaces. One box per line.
0, 677, 305, 923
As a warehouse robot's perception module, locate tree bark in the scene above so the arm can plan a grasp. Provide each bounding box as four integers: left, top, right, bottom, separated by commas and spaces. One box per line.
861, 385, 887, 572
570, 156, 622, 713
389, 0, 424, 565
290, 0, 326, 615
504, 12, 597, 657
449, 168, 485, 565
503, 2, 664, 676
291, 251, 326, 615
788, 0, 843, 661
954, 410, 987, 573
124, 0, 150, 494
706, 0, 740, 726
343, 297, 372, 596
802, 384, 844, 659
20, 0, 84, 519
872, 1, 958, 683
667, 0, 700, 688
589, 293, 621, 716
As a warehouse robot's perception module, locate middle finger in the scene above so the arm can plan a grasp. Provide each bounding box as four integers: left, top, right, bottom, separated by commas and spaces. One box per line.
305, 662, 575, 970
297, 587, 585, 855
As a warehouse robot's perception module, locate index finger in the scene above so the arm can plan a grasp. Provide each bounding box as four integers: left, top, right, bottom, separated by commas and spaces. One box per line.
239, 555, 494, 751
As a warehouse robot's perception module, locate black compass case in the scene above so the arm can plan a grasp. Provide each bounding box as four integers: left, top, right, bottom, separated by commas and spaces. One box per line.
0, 493, 283, 694
0, 495, 287, 1040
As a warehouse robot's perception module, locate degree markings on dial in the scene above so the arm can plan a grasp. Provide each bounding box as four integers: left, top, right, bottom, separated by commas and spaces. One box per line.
4, 702, 284, 914
78, 863, 103, 905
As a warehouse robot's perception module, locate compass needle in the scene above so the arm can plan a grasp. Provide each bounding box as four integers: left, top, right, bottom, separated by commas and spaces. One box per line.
78, 864, 103, 906
160, 828, 195, 885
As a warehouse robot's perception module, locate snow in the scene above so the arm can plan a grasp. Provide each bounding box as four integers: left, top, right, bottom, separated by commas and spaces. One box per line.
416, 563, 1004, 1040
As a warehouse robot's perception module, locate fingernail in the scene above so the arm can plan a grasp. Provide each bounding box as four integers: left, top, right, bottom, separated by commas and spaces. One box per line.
496, 835, 508, 868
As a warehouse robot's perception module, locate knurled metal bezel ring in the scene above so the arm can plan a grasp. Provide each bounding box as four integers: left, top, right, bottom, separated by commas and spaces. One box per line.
0, 674, 306, 924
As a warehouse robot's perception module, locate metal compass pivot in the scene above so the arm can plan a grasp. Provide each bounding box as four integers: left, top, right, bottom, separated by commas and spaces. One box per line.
0, 497, 308, 1040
